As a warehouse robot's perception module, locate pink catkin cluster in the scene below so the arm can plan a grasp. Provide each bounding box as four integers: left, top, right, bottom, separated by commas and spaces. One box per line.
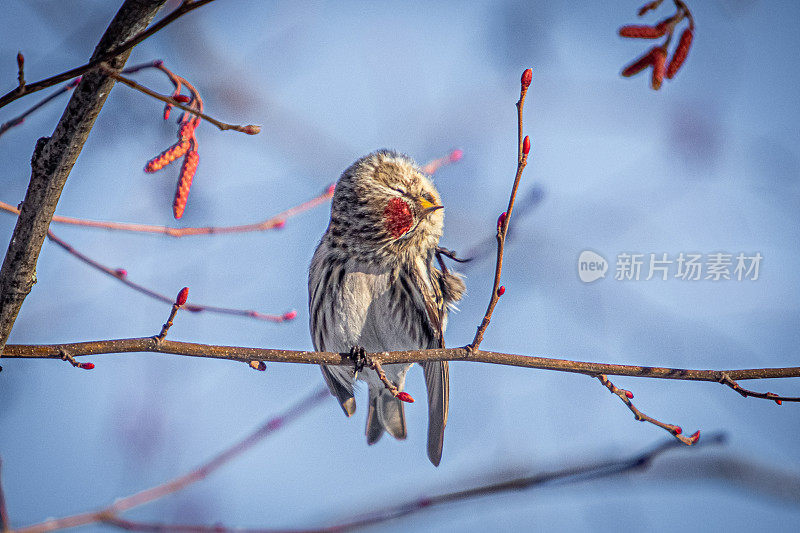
142, 63, 204, 219
619, 1, 694, 90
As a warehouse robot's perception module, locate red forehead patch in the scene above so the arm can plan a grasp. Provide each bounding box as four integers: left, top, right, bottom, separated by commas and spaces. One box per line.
384, 197, 413, 238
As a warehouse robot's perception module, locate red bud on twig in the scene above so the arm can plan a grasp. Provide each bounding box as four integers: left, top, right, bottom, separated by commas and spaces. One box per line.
521, 68, 532, 90
497, 211, 507, 230
327, 184, 336, 196
397, 392, 415, 403
114, 269, 128, 278
176, 287, 189, 306
497, 286, 505, 297
241, 125, 261, 135
766, 392, 782, 405
624, 390, 634, 399
273, 220, 286, 229
522, 135, 531, 155
249, 361, 267, 371
673, 426, 682, 435
282, 310, 298, 321
689, 430, 700, 443
17, 52, 24, 69
449, 149, 464, 162
78, 362, 95, 370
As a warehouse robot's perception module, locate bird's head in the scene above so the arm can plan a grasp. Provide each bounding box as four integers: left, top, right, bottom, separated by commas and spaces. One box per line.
326, 150, 444, 260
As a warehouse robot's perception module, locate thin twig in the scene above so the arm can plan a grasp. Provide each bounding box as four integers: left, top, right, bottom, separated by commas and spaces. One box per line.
718, 372, 800, 404
0, 78, 81, 138
0, 0, 218, 110
597, 374, 700, 445
470, 69, 532, 351
99, 64, 259, 134
156, 290, 187, 341
13, 388, 328, 533
45, 230, 294, 323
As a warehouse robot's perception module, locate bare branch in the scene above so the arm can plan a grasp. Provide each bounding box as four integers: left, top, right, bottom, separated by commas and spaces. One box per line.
597, 374, 700, 445
45, 230, 295, 323
0, 0, 168, 355
3, 340, 800, 393
0, 0, 217, 110
0, 78, 80, 138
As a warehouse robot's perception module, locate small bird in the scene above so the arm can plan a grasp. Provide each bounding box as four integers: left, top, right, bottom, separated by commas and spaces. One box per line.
308, 150, 465, 466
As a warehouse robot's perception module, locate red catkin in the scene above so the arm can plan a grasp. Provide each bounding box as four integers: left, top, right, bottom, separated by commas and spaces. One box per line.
619, 23, 667, 39
173, 150, 199, 219
621, 47, 658, 77
666, 28, 693, 79
145, 140, 191, 172
651, 47, 667, 90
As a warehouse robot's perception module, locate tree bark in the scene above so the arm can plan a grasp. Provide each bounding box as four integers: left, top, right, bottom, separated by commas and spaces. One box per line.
0, 0, 167, 352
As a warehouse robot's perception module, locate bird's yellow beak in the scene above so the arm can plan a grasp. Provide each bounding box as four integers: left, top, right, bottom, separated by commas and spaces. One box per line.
418, 197, 443, 216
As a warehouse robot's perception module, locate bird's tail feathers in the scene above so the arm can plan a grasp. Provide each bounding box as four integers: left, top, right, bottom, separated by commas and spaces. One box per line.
366, 388, 407, 443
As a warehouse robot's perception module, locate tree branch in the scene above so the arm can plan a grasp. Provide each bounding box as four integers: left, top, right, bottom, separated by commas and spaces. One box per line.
0, 0, 217, 110
0, 0, 168, 354
3, 339, 799, 397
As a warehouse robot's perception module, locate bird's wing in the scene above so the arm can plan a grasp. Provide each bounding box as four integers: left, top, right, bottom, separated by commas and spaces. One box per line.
410, 262, 454, 466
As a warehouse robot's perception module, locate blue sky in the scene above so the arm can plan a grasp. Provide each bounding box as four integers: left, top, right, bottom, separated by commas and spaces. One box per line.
1, 1, 799, 531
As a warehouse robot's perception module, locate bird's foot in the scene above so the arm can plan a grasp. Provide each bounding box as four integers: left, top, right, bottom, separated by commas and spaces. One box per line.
349, 345, 367, 375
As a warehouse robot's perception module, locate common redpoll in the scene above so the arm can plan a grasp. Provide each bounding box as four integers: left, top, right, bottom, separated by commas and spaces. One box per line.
309, 150, 465, 466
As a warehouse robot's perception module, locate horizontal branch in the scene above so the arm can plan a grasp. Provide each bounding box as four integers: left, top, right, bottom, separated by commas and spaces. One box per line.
3, 338, 799, 388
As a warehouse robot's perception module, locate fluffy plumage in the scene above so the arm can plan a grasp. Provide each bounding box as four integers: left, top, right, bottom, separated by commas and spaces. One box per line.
308, 150, 464, 466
